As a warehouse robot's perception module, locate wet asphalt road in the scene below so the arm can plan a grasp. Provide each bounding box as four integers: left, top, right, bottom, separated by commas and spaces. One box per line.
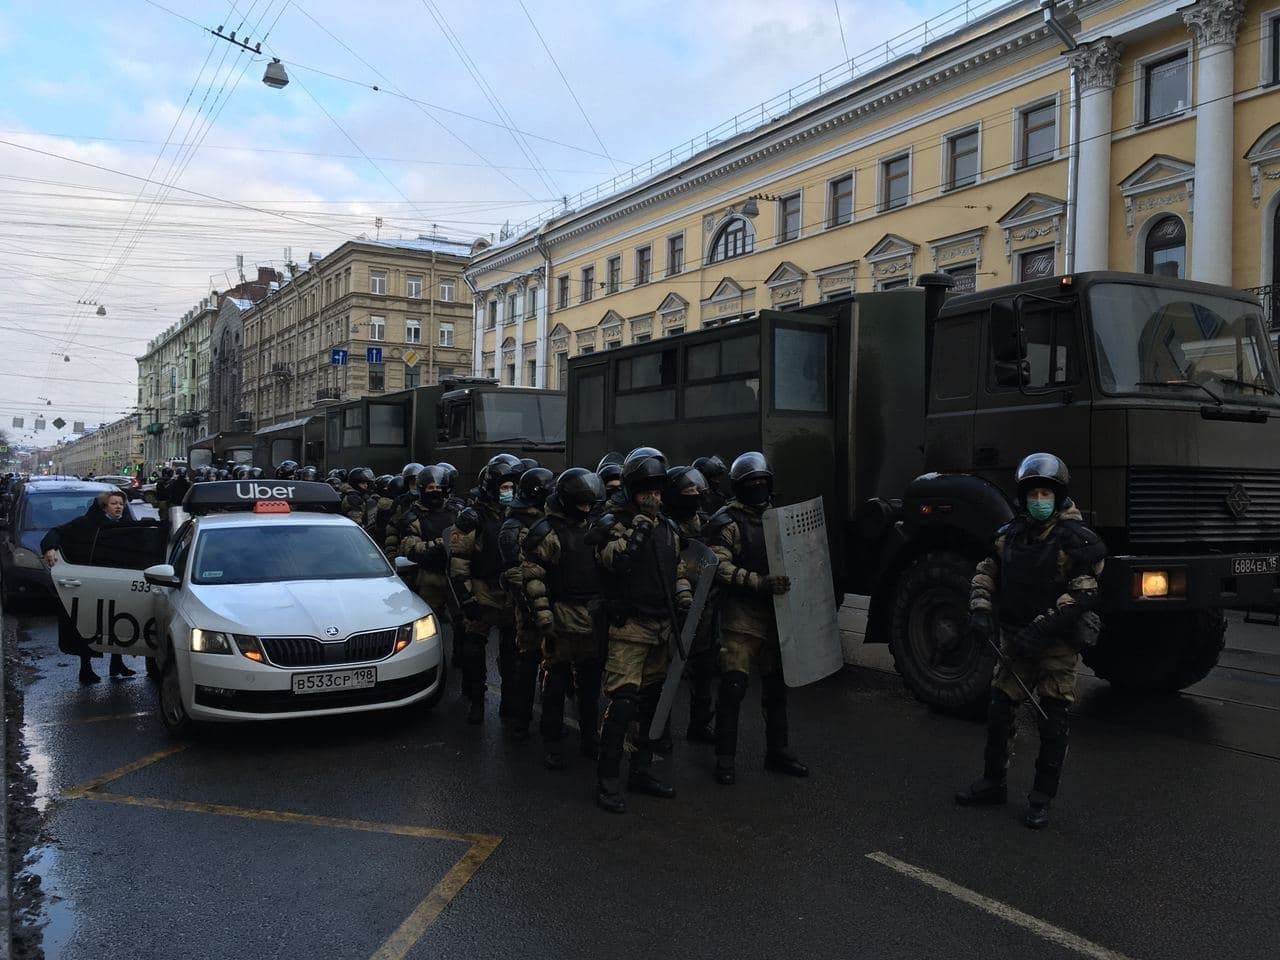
5, 601, 1280, 960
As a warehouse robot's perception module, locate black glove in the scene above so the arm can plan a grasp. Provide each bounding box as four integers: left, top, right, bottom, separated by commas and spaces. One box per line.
1009, 620, 1047, 658
965, 610, 995, 643
459, 595, 482, 621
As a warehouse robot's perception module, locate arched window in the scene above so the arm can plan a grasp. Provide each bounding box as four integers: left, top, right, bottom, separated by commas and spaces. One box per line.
708, 217, 754, 264
1144, 215, 1186, 278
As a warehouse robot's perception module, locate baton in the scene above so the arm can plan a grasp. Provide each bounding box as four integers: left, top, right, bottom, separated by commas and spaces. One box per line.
984, 634, 1048, 721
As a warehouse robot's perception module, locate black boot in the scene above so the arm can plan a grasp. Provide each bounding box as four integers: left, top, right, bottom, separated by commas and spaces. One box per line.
714, 755, 736, 785
956, 693, 1015, 806
597, 693, 635, 812
78, 656, 100, 686
713, 670, 747, 781
505, 649, 539, 740
762, 672, 808, 777
1024, 793, 1052, 829
1026, 697, 1071, 829
651, 718, 674, 755
109, 655, 136, 678
686, 647, 716, 743
461, 646, 487, 725
543, 744, 565, 771
539, 663, 569, 745
467, 696, 485, 725
955, 778, 1008, 806
628, 752, 676, 799
595, 777, 626, 814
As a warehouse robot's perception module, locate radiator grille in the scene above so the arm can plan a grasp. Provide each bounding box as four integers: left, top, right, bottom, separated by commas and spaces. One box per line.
258, 629, 399, 668
1127, 467, 1280, 547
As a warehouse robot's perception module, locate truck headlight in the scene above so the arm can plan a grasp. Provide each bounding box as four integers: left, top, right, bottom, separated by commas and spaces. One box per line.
1141, 571, 1169, 598
12, 547, 45, 570
396, 614, 438, 653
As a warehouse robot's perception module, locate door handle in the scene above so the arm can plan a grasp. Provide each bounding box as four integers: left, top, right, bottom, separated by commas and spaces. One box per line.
56, 579, 82, 588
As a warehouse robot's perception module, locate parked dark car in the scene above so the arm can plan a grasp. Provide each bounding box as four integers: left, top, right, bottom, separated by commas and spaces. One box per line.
93, 475, 143, 500
0, 480, 142, 607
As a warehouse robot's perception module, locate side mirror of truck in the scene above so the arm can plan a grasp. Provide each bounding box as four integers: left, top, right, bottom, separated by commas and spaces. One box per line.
990, 300, 1025, 363
994, 359, 1031, 387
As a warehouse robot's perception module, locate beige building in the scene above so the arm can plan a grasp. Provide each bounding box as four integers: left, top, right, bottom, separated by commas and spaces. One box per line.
466, 0, 1280, 389
241, 236, 473, 430
137, 297, 215, 466
49, 416, 144, 477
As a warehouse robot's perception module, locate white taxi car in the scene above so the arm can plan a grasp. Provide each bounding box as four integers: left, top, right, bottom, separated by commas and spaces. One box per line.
50, 480, 446, 735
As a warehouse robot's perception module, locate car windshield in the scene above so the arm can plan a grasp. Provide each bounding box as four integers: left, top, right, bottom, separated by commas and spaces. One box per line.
474, 392, 567, 444
23, 491, 114, 530
191, 523, 392, 585
1088, 282, 1280, 405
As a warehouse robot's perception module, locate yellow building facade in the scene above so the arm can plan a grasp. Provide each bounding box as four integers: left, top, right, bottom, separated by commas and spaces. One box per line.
466, 0, 1280, 390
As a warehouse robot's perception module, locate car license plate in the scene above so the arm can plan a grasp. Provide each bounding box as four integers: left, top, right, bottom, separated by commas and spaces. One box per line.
291, 667, 376, 694
1232, 556, 1278, 576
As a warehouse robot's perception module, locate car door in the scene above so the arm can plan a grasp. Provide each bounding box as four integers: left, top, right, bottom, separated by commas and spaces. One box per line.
51, 523, 169, 658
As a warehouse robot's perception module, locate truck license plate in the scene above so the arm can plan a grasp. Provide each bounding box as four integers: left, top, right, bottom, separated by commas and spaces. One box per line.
1232, 556, 1278, 576
292, 667, 376, 694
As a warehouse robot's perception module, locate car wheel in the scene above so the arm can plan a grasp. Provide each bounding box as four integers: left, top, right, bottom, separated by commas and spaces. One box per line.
157, 655, 195, 738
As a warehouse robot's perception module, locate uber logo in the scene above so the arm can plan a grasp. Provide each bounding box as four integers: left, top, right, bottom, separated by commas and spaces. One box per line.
234, 483, 297, 500
69, 596, 159, 650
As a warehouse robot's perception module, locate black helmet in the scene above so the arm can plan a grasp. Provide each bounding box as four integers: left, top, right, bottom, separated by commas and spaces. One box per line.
276, 459, 299, 480
552, 467, 605, 511
597, 452, 624, 471
729, 452, 773, 508
326, 476, 344, 491
374, 474, 395, 496
327, 468, 348, 483
401, 462, 425, 486
299, 464, 319, 481
624, 446, 668, 470
622, 455, 667, 501
436, 462, 459, 494
597, 462, 623, 486
1015, 452, 1070, 500
418, 464, 449, 492
215, 468, 231, 480
692, 455, 727, 482
387, 475, 407, 499
515, 457, 540, 474
665, 466, 708, 520
174, 466, 188, 478
517, 467, 555, 508
348, 467, 375, 489
481, 454, 522, 500
248, 467, 265, 479
160, 466, 174, 480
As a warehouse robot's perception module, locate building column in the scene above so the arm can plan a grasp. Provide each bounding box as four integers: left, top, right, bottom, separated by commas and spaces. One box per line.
1070, 37, 1123, 272
512, 279, 526, 387
1183, 0, 1247, 285
471, 294, 484, 377
534, 270, 549, 390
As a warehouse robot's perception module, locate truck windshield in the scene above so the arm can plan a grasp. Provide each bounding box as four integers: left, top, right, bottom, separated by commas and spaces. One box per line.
474, 393, 567, 444
1088, 283, 1280, 405
188, 450, 213, 469
191, 524, 391, 585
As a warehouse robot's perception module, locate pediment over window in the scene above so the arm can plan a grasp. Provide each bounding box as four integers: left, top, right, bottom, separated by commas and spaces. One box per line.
657, 293, 688, 314
1245, 125, 1280, 207
1118, 154, 1194, 193
1118, 156, 1194, 232
707, 277, 746, 301
766, 261, 807, 286
865, 234, 917, 262
598, 310, 625, 328
500, 336, 515, 349
997, 193, 1066, 227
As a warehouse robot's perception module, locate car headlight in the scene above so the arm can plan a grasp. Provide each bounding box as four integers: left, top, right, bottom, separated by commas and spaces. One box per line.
395, 614, 438, 653
190, 629, 258, 656
12, 547, 45, 570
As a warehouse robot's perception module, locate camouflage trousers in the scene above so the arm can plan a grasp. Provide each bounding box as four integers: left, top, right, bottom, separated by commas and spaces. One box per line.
992, 639, 1080, 704
718, 627, 782, 679
602, 616, 672, 696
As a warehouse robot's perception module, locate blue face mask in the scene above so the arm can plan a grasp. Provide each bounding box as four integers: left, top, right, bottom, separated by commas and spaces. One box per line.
1026, 497, 1055, 522
499, 490, 514, 505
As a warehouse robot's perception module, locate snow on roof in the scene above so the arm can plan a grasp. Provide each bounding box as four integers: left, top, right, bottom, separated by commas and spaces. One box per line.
364, 235, 473, 257
227, 297, 254, 311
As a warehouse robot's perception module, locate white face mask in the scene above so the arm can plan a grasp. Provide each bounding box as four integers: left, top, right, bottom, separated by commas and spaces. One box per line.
499, 490, 514, 505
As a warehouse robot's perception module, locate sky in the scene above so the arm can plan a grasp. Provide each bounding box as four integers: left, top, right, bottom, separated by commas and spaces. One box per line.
0, 0, 959, 449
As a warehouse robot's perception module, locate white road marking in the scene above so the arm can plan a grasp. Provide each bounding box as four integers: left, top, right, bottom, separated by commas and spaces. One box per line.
865, 852, 1136, 960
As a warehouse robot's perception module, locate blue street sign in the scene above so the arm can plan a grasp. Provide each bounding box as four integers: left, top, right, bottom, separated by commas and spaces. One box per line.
366, 347, 383, 364
330, 348, 349, 366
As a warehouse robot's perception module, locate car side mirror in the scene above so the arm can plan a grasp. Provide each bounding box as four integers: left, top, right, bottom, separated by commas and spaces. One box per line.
394, 556, 417, 571
994, 359, 1031, 387
143, 563, 181, 588
990, 300, 1025, 363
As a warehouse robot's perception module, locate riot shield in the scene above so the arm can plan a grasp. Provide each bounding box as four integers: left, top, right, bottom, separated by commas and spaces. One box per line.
763, 497, 843, 687
648, 540, 718, 740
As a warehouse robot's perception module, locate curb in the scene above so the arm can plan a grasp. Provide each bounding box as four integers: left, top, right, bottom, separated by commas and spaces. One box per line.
0, 606, 12, 960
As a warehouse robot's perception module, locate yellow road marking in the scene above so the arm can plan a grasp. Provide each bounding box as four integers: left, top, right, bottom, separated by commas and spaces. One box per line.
31, 710, 153, 728
63, 743, 190, 797
369, 836, 503, 960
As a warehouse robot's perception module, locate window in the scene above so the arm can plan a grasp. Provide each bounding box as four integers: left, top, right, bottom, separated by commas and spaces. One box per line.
779, 193, 802, 242
405, 364, 421, 389
946, 128, 979, 190
487, 300, 497, 329
1017, 246, 1056, 282
407, 275, 423, 299
1271, 14, 1280, 86
556, 352, 568, 389
342, 406, 363, 447
368, 401, 406, 444
576, 373, 605, 432
773, 326, 830, 413
828, 176, 853, 227
880, 155, 910, 211
991, 301, 1078, 391
368, 364, 385, 392
370, 270, 387, 295
527, 359, 537, 384
507, 292, 517, 321
506, 363, 515, 385
635, 246, 652, 285
709, 217, 753, 263
1143, 215, 1186, 278
944, 263, 977, 294
665, 326, 684, 337
667, 234, 684, 276
405, 318, 421, 344
369, 315, 385, 341
557, 275, 570, 309
634, 333, 651, 343
607, 256, 622, 294
439, 279, 455, 302
1019, 101, 1057, 167
437, 366, 454, 380
526, 286, 538, 318
615, 349, 678, 424
880, 278, 911, 291
191, 525, 390, 585
581, 266, 595, 302
439, 321, 455, 347
684, 333, 760, 417
1143, 51, 1189, 123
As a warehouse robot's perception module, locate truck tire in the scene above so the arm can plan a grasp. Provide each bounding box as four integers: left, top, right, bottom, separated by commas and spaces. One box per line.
888, 550, 994, 717
1082, 610, 1226, 692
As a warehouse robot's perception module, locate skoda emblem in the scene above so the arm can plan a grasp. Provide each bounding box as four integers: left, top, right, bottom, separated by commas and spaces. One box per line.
1225, 483, 1251, 519
325, 626, 340, 638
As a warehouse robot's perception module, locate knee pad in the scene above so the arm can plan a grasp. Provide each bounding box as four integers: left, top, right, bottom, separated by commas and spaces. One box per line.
604, 687, 639, 724
719, 671, 749, 706
1039, 697, 1071, 742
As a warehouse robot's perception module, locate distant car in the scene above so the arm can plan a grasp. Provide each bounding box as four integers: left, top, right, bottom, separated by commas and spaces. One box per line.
92, 475, 143, 500
48, 480, 446, 735
0, 480, 144, 607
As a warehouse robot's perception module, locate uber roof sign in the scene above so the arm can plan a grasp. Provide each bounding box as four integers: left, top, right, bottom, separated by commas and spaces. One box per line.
181, 480, 340, 515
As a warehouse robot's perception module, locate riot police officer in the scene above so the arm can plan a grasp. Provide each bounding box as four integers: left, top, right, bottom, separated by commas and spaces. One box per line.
521, 468, 607, 771
956, 453, 1107, 829
706, 452, 808, 785
340, 467, 375, 524
398, 465, 460, 638
276, 459, 299, 480
437, 462, 468, 512
693, 455, 729, 514
596, 463, 623, 501
381, 475, 408, 556
449, 454, 522, 724
499, 466, 555, 740
593, 455, 692, 813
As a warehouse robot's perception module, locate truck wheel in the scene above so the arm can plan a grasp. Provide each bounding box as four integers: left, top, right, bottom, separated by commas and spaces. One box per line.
888, 550, 994, 717
1082, 610, 1226, 692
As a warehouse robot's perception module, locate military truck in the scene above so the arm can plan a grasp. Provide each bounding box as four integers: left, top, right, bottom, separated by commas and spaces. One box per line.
320, 378, 567, 482
188, 430, 254, 472
566, 272, 1280, 714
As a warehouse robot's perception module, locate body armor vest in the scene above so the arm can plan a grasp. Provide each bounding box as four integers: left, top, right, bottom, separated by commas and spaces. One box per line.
621, 519, 678, 618
998, 523, 1065, 629
546, 516, 601, 602
469, 505, 506, 580
726, 506, 769, 575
